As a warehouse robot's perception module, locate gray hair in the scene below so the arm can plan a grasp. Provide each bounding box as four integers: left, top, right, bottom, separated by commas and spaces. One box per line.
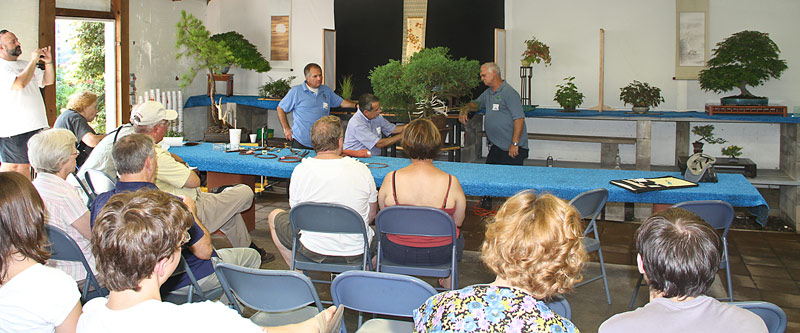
482, 62, 502, 77
304, 63, 321, 78
112, 134, 156, 175
358, 93, 380, 112
28, 129, 76, 174
132, 120, 166, 135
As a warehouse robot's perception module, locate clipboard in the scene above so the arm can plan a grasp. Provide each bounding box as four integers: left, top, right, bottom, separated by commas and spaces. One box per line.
610, 176, 698, 193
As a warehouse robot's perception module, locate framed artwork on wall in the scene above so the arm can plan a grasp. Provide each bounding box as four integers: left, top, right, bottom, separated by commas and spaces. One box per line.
675, 0, 709, 79
271, 15, 290, 61
404, 16, 425, 61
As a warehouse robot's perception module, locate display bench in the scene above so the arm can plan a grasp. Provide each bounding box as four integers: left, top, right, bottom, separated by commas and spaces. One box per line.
462, 108, 800, 230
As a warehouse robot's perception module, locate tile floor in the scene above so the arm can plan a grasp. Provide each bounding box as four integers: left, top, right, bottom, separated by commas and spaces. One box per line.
212, 185, 800, 332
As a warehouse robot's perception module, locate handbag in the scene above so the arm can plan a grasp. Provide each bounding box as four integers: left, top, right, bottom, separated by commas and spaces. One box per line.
684, 153, 718, 183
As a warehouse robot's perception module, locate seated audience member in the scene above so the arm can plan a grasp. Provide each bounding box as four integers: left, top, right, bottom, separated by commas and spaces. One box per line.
377, 118, 466, 288
413, 192, 585, 332
0, 172, 82, 332
54, 91, 106, 167
269, 115, 378, 266
343, 93, 405, 156
89, 133, 260, 298
599, 208, 767, 333
28, 128, 98, 283
78, 188, 336, 332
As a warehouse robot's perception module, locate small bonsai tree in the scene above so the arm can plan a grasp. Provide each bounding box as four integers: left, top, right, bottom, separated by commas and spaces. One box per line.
210, 31, 271, 73
521, 36, 552, 67
692, 125, 727, 145
370, 47, 480, 118
619, 80, 664, 108
721, 145, 743, 159
553, 76, 584, 110
175, 11, 234, 126
699, 30, 788, 98
258, 76, 296, 99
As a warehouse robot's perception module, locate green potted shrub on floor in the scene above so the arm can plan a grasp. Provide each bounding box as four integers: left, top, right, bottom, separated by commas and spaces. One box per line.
554, 76, 584, 112
620, 80, 664, 114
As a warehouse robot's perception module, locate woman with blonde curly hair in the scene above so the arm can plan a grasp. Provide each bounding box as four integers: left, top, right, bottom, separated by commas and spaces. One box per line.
54, 91, 106, 166
413, 191, 587, 332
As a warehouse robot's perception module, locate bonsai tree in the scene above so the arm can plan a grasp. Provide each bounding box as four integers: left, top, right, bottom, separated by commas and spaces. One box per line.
370, 47, 480, 118
691, 124, 726, 153
210, 31, 271, 73
258, 76, 296, 99
175, 10, 234, 126
698, 30, 787, 101
521, 36, 552, 67
553, 76, 584, 111
620, 80, 664, 110
721, 145, 743, 159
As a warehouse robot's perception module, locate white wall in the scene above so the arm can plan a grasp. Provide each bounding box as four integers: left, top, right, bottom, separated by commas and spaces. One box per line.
506, 0, 798, 168
1, 3, 41, 56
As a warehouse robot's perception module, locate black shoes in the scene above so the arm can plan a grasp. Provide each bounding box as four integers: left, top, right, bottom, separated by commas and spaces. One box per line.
250, 242, 276, 264
479, 196, 493, 210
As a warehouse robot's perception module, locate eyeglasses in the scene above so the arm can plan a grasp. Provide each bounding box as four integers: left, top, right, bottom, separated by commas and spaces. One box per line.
179, 230, 191, 247
71, 151, 79, 156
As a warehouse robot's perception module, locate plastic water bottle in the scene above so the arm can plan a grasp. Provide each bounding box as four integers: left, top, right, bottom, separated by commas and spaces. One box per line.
615, 154, 622, 170
546, 155, 554, 167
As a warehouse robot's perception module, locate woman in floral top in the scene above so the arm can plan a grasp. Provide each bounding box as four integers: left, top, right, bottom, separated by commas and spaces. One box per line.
413, 192, 587, 332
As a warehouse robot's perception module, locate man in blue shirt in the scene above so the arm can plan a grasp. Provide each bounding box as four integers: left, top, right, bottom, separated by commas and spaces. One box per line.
343, 93, 405, 156
90, 133, 260, 298
277, 63, 356, 149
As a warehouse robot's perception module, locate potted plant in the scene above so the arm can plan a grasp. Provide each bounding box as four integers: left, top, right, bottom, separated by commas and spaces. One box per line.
619, 80, 664, 114
175, 11, 234, 127
258, 76, 296, 100
699, 30, 787, 106
210, 31, 271, 74
521, 36, 552, 67
553, 76, 584, 112
370, 47, 480, 122
691, 124, 727, 153
721, 145, 743, 162
338, 75, 354, 101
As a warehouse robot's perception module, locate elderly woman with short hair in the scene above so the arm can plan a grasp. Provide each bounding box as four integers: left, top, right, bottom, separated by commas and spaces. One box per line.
28, 128, 97, 284
413, 191, 587, 332
54, 91, 106, 166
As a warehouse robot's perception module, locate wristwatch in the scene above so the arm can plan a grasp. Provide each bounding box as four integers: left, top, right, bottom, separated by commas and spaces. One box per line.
512, 141, 518, 146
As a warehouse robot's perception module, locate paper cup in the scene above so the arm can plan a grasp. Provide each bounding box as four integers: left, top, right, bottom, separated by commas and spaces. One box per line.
249, 133, 258, 143
229, 128, 242, 150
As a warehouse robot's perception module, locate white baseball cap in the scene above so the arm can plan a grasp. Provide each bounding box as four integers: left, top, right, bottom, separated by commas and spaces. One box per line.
130, 101, 178, 126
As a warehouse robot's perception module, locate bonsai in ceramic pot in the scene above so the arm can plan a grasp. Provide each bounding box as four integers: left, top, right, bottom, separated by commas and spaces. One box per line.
258, 76, 296, 100
698, 30, 787, 106
521, 36, 552, 67
553, 76, 584, 112
620, 80, 664, 113
691, 124, 727, 153
721, 145, 743, 162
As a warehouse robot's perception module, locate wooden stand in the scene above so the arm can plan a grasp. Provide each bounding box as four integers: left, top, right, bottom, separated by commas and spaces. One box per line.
705, 104, 787, 117
207, 74, 234, 97
520, 66, 532, 105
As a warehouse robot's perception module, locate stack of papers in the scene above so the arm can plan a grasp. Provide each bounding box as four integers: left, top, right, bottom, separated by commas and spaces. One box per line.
610, 176, 698, 193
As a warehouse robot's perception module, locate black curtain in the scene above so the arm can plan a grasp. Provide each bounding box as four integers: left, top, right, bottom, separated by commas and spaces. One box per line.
334, 0, 403, 99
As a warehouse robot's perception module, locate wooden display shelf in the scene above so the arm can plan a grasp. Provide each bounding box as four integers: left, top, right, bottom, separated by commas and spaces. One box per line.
677, 156, 757, 178
705, 104, 787, 117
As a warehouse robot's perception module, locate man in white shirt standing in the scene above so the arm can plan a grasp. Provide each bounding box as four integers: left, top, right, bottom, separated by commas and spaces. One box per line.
269, 115, 378, 266
0, 30, 55, 179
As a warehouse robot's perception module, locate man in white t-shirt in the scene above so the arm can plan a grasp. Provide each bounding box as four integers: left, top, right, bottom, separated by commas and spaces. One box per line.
599, 208, 767, 333
78, 189, 335, 333
0, 30, 55, 179
269, 115, 378, 266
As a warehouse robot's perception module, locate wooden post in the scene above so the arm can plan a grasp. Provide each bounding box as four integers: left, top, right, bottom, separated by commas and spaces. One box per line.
589, 29, 615, 112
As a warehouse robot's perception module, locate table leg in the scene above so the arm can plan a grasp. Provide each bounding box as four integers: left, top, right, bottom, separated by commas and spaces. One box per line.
206, 171, 256, 232
636, 120, 651, 171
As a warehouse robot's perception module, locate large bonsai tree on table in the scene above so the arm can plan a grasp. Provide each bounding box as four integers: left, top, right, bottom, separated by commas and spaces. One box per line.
698, 30, 787, 101
370, 47, 480, 119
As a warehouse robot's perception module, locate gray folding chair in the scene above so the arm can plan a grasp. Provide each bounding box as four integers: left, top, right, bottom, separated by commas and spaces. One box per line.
629, 200, 735, 308
215, 263, 325, 327
290, 202, 372, 287
45, 225, 108, 303
545, 296, 572, 320
162, 254, 224, 304
375, 205, 458, 290
83, 169, 116, 197
67, 171, 93, 206
733, 301, 787, 333
331, 271, 437, 333
569, 188, 612, 304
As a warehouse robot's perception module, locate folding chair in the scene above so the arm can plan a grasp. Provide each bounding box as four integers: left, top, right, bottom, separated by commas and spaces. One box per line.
215, 263, 325, 327
83, 169, 116, 197
545, 296, 572, 320
569, 188, 611, 304
45, 225, 108, 303
290, 202, 371, 287
162, 254, 224, 304
629, 200, 735, 308
331, 271, 438, 333
732, 301, 787, 333
66, 171, 93, 206
375, 205, 459, 291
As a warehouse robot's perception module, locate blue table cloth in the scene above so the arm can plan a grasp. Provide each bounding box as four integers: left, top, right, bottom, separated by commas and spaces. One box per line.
184, 95, 280, 110
170, 143, 768, 222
